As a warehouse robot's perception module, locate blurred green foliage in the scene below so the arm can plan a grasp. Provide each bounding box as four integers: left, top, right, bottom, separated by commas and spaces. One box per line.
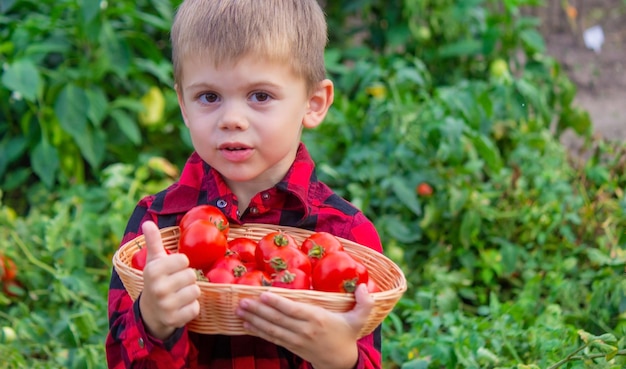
1, 0, 625, 368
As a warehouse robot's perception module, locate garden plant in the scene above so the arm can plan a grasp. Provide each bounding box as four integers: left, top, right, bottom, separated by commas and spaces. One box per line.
1, 0, 625, 368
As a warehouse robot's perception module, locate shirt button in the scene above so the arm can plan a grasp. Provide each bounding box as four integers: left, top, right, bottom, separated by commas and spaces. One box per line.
216, 199, 227, 208
138, 337, 145, 349
261, 193, 270, 200
250, 207, 259, 214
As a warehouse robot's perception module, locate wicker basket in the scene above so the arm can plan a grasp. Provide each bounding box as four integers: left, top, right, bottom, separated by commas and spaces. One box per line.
113, 223, 407, 338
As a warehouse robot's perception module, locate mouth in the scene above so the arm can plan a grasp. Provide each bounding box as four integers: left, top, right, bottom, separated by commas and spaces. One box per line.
219, 143, 252, 151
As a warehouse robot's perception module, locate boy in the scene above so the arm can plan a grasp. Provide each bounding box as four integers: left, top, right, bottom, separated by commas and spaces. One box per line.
106, 0, 384, 368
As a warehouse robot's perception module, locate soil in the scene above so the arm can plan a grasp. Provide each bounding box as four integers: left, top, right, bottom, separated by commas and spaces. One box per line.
532, 0, 626, 150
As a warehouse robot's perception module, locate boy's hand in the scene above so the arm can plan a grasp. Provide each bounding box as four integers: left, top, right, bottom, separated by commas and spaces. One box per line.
236, 283, 374, 369
138, 221, 201, 340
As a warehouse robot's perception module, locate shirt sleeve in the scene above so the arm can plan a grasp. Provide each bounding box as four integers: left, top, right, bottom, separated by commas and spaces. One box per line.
351, 216, 384, 369
105, 202, 190, 369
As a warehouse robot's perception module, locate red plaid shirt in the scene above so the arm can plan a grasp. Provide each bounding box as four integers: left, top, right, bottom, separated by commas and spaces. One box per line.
106, 143, 383, 369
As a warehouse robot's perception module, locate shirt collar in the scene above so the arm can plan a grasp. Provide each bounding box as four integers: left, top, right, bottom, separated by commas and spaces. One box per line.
148, 143, 315, 219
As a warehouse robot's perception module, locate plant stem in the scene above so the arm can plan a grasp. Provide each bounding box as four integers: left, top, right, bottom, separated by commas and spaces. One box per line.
545, 346, 626, 369
10, 231, 58, 276
546, 344, 588, 369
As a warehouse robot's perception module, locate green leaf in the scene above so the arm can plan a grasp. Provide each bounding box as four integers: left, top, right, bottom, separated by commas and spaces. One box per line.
448, 187, 469, 215
86, 87, 109, 127
401, 359, 430, 369
467, 131, 503, 173
55, 85, 106, 169
0, 0, 17, 13
79, 0, 100, 23
1, 59, 42, 101
55, 84, 89, 140
557, 106, 592, 136
78, 127, 106, 170
31, 139, 60, 188
390, 176, 422, 217
459, 210, 481, 248
110, 109, 141, 145
520, 28, 546, 53
0, 136, 27, 177
99, 22, 131, 76
438, 39, 482, 58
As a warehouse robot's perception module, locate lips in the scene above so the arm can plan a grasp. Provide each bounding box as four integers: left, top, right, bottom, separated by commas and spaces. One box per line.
219, 142, 251, 150
218, 142, 253, 162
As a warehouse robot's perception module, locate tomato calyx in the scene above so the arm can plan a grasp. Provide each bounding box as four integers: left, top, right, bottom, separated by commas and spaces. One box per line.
305, 242, 325, 260
271, 268, 311, 290
268, 256, 288, 271
272, 233, 291, 248
341, 278, 359, 293
275, 270, 297, 283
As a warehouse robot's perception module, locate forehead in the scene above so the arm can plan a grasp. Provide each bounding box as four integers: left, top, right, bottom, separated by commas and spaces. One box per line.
178, 53, 303, 84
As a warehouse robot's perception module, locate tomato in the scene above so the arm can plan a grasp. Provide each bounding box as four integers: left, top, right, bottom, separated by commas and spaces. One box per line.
416, 182, 433, 197
367, 278, 380, 293
131, 245, 171, 271
311, 251, 368, 293
0, 255, 17, 282
210, 256, 248, 278
228, 237, 258, 270
178, 219, 228, 270
264, 246, 311, 275
179, 205, 230, 235
236, 270, 271, 286
255, 231, 298, 270
300, 232, 344, 268
131, 247, 148, 271
205, 267, 237, 284
271, 269, 311, 290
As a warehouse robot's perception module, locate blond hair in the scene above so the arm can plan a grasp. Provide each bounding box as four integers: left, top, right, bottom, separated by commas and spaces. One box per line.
171, 0, 328, 91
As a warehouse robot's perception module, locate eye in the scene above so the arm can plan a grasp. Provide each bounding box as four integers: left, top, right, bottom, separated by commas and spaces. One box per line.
250, 92, 271, 102
199, 92, 219, 104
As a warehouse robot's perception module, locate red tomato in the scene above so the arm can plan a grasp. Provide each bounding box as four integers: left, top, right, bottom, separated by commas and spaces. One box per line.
264, 246, 311, 275
228, 237, 258, 270
367, 278, 381, 293
271, 269, 311, 290
255, 231, 298, 269
179, 205, 230, 235
131, 246, 171, 271
300, 232, 344, 268
178, 219, 228, 270
205, 268, 237, 284
0, 255, 17, 282
416, 182, 433, 197
311, 251, 368, 293
236, 270, 271, 286
210, 256, 248, 278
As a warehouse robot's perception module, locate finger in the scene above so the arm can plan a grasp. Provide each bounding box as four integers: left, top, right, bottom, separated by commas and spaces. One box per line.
142, 221, 167, 263
348, 284, 374, 322
256, 292, 318, 320
146, 267, 198, 297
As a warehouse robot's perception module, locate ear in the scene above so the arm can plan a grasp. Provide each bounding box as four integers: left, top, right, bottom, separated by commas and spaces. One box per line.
302, 79, 334, 129
175, 83, 190, 128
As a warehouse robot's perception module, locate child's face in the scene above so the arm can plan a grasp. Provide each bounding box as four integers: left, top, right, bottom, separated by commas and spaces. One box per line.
176, 54, 328, 191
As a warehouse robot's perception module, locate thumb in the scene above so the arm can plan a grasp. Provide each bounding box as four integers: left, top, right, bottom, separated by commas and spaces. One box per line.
142, 221, 167, 263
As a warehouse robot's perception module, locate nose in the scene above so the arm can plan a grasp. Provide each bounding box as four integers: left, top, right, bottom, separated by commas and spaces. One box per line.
218, 101, 248, 131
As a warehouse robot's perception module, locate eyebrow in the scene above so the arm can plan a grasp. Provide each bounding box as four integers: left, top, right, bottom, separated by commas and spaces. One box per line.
185, 80, 284, 92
